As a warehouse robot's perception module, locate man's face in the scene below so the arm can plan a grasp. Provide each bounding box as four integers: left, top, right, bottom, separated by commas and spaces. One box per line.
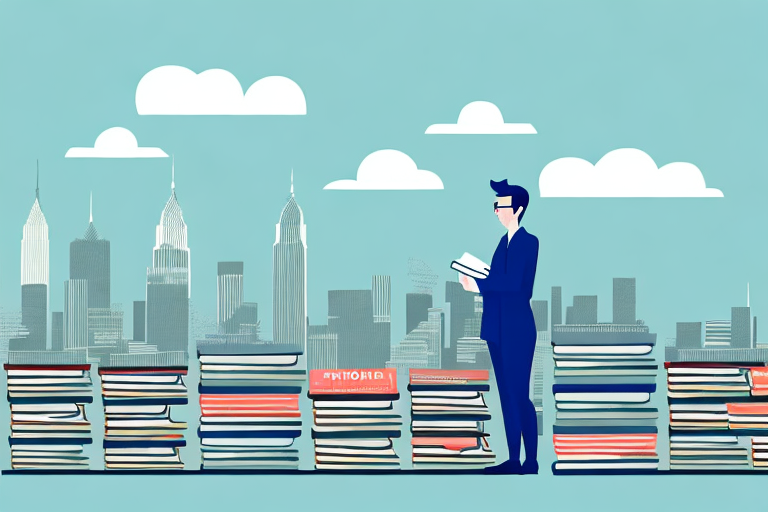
493, 196, 517, 228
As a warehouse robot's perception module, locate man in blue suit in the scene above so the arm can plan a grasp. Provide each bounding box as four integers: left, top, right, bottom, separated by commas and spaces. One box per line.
460, 180, 539, 475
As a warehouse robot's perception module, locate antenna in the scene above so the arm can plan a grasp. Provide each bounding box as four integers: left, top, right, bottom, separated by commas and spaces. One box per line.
171, 154, 175, 190
748, 283, 750, 308
89, 191, 93, 223
290, 168, 294, 196
35, 160, 40, 200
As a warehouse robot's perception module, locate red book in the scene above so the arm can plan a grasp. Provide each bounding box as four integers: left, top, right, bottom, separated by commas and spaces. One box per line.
749, 368, 768, 395
409, 369, 489, 384
309, 369, 397, 394
411, 437, 480, 451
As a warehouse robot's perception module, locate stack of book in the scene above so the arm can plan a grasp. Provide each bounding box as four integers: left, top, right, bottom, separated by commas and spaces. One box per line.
308, 368, 401, 470
752, 437, 768, 468
666, 362, 768, 471
99, 367, 188, 470
408, 369, 495, 469
197, 350, 305, 470
5, 364, 93, 470
551, 327, 659, 474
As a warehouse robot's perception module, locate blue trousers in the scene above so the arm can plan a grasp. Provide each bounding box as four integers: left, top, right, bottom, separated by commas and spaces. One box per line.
487, 339, 538, 464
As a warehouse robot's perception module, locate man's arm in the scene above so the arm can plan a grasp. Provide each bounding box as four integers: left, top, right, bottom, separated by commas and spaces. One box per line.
476, 236, 539, 298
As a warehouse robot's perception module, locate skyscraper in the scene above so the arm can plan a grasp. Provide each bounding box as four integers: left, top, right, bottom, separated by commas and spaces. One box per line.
613, 278, 636, 325
676, 322, 702, 349
444, 281, 475, 370
532, 300, 548, 333
731, 307, 751, 349
70, 194, 110, 308
64, 279, 88, 351
20, 165, 49, 350
51, 312, 64, 351
217, 261, 244, 334
551, 286, 562, 330
133, 301, 145, 341
329, 289, 376, 368
146, 160, 190, 355
308, 324, 338, 370
406, 293, 432, 335
705, 320, 731, 348
572, 296, 598, 324
371, 275, 392, 365
273, 172, 307, 353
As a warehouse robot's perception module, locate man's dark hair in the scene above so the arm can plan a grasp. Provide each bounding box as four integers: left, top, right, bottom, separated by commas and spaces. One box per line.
490, 179, 529, 223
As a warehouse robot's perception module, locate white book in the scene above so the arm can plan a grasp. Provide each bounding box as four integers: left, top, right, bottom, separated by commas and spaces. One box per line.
553, 345, 653, 355
201, 438, 295, 447
554, 392, 650, 403
667, 367, 743, 375
199, 355, 298, 365
450, 253, 490, 280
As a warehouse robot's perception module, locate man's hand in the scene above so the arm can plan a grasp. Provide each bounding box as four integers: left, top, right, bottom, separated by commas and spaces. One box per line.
459, 273, 480, 293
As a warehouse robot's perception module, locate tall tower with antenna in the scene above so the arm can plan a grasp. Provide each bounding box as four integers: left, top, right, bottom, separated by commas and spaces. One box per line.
146, 156, 190, 354
19, 161, 49, 350
273, 170, 307, 353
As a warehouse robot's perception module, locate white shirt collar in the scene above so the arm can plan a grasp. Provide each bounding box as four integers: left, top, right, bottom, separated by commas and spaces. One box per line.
507, 226, 520, 244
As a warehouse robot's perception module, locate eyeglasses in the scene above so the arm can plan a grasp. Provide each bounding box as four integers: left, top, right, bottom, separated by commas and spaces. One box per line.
493, 202, 514, 211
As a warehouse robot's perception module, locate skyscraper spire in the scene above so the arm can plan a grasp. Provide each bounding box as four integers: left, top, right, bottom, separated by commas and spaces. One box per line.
290, 169, 294, 197
748, 283, 750, 308
89, 191, 93, 223
35, 160, 39, 200
171, 154, 175, 191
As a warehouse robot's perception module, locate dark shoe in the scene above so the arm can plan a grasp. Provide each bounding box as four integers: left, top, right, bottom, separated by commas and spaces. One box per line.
484, 460, 523, 475
520, 460, 539, 474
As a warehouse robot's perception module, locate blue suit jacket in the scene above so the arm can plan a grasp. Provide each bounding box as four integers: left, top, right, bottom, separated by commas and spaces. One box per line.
476, 227, 539, 351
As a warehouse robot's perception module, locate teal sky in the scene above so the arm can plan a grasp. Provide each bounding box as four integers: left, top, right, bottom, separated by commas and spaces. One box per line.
0, 0, 767, 509
2, 1, 765, 344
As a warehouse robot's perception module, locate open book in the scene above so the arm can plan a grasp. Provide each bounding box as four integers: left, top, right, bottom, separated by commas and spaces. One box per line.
451, 253, 490, 280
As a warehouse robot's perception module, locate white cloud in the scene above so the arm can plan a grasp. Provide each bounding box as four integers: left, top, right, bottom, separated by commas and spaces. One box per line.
539, 148, 723, 197
425, 101, 536, 135
135, 65, 306, 115
65, 127, 168, 158
324, 150, 444, 190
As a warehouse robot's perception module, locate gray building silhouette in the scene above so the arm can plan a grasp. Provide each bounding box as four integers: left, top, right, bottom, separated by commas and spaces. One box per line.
308, 324, 337, 370
19, 169, 48, 351
444, 281, 476, 370
63, 279, 88, 351
51, 311, 63, 351
551, 286, 562, 329
70, 195, 110, 309
146, 268, 189, 353
133, 301, 145, 341
218, 261, 244, 334
532, 300, 548, 332
676, 322, 702, 349
613, 278, 636, 325
731, 306, 751, 349
329, 289, 377, 368
406, 293, 432, 335
572, 296, 598, 324
273, 174, 307, 353
145, 166, 190, 358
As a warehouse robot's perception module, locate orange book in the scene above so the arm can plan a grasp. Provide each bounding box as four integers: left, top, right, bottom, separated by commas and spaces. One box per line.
309, 369, 397, 395
201, 410, 301, 418
727, 402, 768, 415
200, 395, 299, 409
